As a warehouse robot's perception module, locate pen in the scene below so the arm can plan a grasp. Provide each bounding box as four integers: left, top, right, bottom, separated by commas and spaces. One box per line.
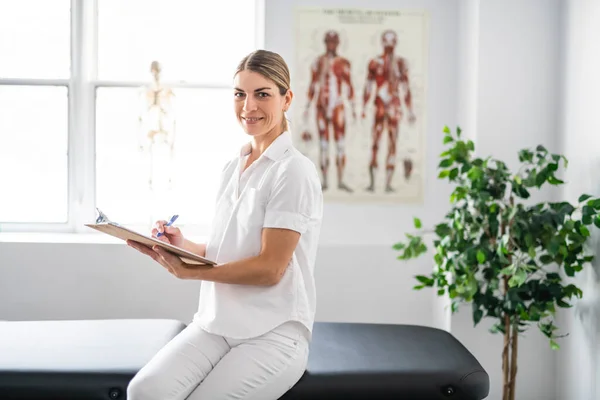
157, 214, 179, 237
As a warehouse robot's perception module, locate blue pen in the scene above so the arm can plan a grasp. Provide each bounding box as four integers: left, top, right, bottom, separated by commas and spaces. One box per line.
157, 214, 179, 237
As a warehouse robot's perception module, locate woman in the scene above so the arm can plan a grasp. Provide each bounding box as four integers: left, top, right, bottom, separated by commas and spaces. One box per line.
126, 49, 324, 400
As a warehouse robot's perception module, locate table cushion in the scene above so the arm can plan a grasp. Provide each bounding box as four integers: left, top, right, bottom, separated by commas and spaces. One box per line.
0, 319, 186, 400
0, 319, 489, 400
282, 322, 490, 400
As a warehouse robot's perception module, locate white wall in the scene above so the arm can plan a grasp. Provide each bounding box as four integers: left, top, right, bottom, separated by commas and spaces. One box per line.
0, 0, 581, 399
455, 0, 479, 144
556, 1, 600, 399
0, 240, 434, 326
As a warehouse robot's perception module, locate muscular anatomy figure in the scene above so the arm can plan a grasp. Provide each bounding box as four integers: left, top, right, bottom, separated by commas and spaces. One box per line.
304, 30, 356, 192
362, 30, 416, 193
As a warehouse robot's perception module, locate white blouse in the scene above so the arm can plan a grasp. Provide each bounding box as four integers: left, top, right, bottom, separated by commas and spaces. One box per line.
193, 131, 323, 340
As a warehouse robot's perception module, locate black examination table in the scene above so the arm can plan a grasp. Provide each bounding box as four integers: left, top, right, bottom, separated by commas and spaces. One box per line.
0, 319, 489, 399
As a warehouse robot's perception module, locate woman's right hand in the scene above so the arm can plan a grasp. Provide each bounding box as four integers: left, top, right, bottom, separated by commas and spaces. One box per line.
152, 220, 185, 248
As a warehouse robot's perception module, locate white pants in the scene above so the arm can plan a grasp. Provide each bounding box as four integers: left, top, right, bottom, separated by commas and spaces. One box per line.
127, 320, 310, 400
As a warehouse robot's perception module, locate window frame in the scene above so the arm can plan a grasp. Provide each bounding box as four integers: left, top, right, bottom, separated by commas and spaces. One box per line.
0, 0, 265, 234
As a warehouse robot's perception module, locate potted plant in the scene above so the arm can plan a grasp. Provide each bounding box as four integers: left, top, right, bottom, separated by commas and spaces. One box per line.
393, 126, 599, 400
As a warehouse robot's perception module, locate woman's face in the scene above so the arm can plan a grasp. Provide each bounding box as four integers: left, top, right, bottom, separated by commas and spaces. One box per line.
233, 70, 292, 138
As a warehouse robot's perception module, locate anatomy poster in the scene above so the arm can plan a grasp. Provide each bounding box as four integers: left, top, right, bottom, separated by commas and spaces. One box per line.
292, 7, 429, 203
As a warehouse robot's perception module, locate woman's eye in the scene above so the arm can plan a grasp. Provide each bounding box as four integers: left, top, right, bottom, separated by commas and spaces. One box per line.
234, 92, 244, 98
257, 92, 268, 98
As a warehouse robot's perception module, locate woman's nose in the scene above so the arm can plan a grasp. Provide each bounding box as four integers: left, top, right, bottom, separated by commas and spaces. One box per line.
243, 97, 257, 112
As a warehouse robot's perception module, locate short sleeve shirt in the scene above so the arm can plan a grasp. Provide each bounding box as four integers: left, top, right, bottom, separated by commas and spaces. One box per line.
193, 131, 323, 340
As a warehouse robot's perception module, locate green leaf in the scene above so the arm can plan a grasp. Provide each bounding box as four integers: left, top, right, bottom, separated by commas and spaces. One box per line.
443, 135, 453, 144
434, 223, 452, 237
536, 172, 546, 187
519, 149, 534, 162
443, 126, 451, 134
439, 158, 453, 168
415, 275, 434, 286
564, 284, 584, 298
413, 217, 422, 229
514, 185, 531, 199
548, 176, 564, 185
500, 265, 515, 275
579, 194, 593, 203
477, 250, 486, 264
525, 233, 534, 248
509, 269, 527, 287
550, 340, 560, 350
557, 299, 571, 308
589, 199, 600, 209
449, 168, 459, 180
451, 301, 459, 313
473, 307, 484, 326
467, 166, 483, 181
392, 242, 406, 250
564, 264, 576, 277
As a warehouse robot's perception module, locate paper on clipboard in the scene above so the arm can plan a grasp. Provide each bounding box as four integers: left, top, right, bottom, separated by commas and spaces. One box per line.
85, 222, 216, 266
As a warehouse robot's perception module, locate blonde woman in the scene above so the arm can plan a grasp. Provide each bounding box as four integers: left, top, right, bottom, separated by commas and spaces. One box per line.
126, 49, 323, 400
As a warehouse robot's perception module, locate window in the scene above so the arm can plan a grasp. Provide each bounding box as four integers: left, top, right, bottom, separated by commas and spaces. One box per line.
0, 0, 71, 224
0, 0, 264, 234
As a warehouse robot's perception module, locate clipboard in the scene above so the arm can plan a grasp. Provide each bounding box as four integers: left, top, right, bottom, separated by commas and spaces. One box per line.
85, 222, 216, 266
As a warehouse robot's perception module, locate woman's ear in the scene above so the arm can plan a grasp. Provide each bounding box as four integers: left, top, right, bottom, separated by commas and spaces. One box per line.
284, 89, 294, 111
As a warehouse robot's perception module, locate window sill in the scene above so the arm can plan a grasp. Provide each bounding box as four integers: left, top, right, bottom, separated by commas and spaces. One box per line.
0, 232, 208, 245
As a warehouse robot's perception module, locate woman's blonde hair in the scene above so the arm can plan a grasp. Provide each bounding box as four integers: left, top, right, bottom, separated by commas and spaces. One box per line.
235, 50, 291, 132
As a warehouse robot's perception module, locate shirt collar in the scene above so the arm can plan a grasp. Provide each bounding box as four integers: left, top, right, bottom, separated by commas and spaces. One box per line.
239, 131, 293, 161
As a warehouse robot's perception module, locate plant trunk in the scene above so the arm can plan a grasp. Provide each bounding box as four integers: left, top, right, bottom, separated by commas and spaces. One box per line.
501, 315, 519, 400
502, 314, 510, 400
509, 323, 518, 400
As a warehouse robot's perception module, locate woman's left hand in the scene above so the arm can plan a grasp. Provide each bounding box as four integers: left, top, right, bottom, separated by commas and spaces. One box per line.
127, 240, 207, 279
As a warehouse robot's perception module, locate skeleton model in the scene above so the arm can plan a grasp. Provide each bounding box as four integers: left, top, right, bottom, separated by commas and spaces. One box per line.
303, 30, 356, 192
138, 61, 176, 223
362, 30, 416, 193
138, 60, 176, 191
